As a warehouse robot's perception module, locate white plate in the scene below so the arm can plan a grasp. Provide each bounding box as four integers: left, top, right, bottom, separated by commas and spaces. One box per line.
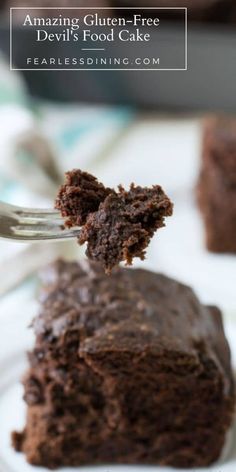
0, 317, 236, 472
147, 197, 236, 313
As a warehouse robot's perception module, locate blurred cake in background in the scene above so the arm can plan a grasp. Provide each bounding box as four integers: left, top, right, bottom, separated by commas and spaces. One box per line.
197, 115, 236, 254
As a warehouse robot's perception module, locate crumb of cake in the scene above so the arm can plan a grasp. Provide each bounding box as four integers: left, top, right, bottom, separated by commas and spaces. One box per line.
79, 184, 173, 273
56, 170, 173, 272
12, 431, 25, 452
55, 169, 113, 227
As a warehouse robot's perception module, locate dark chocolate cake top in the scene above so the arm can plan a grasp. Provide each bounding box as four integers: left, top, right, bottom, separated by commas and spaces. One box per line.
12, 258, 235, 469
34, 260, 231, 389
55, 169, 173, 272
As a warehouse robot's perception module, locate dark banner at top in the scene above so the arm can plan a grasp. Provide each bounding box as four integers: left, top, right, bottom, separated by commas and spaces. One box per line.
10, 7, 187, 71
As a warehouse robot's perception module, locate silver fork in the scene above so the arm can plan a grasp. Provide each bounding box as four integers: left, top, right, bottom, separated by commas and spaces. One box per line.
0, 202, 80, 241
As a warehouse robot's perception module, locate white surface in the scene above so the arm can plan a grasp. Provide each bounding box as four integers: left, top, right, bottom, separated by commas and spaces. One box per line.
150, 196, 236, 312
93, 117, 202, 194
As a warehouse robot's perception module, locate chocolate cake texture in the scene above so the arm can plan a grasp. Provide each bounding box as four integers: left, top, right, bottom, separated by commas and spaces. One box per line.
197, 115, 236, 253
55, 169, 173, 272
12, 259, 235, 469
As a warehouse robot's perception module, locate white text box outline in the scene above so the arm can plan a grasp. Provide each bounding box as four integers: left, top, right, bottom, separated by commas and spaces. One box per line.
10, 7, 188, 71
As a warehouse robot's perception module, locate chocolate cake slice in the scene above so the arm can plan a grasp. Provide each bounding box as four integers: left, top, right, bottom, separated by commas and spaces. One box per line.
55, 169, 173, 272
197, 115, 236, 253
13, 260, 235, 469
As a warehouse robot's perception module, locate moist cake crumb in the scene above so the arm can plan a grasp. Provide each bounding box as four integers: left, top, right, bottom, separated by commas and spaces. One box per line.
55, 169, 173, 272
55, 169, 112, 227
